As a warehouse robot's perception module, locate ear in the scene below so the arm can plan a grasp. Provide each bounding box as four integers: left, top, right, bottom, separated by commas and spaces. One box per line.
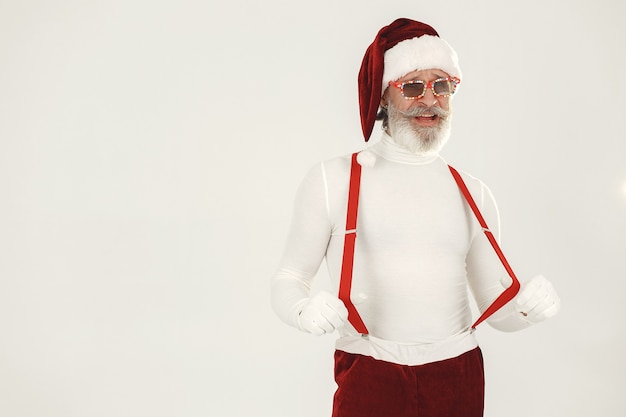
380, 90, 388, 109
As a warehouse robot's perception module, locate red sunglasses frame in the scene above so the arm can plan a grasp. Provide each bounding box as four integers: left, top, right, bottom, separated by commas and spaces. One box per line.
389, 77, 461, 99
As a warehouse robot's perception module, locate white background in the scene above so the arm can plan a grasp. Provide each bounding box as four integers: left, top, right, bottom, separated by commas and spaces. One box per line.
1, 0, 625, 416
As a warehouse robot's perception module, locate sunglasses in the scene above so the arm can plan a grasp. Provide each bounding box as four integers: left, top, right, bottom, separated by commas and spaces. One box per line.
389, 77, 460, 99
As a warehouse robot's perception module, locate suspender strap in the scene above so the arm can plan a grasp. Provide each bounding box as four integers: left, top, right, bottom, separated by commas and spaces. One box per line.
448, 165, 521, 328
338, 153, 369, 334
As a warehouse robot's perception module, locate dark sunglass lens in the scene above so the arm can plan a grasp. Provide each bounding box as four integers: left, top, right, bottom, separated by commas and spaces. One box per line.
402, 82, 424, 98
433, 80, 454, 95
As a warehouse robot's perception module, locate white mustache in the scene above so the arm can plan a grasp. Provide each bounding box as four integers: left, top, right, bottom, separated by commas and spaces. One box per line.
396, 105, 450, 119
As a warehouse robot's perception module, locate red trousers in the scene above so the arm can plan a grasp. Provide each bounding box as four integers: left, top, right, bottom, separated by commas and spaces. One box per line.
332, 347, 485, 417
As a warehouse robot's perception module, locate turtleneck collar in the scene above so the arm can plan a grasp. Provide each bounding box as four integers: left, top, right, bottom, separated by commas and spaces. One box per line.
368, 132, 441, 165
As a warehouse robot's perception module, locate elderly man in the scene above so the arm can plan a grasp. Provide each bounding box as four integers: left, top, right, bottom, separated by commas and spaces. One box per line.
271, 18, 560, 417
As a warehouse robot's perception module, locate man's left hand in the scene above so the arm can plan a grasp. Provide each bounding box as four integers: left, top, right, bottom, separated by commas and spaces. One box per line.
515, 275, 561, 324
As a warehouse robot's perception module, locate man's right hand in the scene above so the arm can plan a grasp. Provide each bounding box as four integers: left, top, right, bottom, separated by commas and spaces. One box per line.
297, 291, 349, 335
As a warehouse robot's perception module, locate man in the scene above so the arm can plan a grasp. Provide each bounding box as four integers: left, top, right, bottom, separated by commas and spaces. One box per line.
271, 18, 560, 417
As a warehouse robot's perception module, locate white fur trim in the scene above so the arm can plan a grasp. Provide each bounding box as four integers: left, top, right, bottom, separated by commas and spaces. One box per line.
382, 35, 461, 95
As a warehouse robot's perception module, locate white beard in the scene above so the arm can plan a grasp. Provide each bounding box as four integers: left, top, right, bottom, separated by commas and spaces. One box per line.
387, 103, 453, 155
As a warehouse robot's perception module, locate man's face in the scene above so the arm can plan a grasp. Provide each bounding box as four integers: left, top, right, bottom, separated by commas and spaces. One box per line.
381, 68, 454, 154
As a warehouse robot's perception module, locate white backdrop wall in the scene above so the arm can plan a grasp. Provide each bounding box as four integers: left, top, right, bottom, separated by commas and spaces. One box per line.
1, 1, 625, 416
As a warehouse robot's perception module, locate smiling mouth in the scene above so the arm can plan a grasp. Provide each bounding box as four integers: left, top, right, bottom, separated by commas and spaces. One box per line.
414, 114, 439, 126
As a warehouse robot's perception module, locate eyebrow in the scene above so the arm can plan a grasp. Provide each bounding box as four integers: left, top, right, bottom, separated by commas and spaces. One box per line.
404, 74, 448, 83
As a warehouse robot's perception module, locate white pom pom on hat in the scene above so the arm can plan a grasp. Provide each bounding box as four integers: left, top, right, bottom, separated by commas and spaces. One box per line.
357, 149, 376, 167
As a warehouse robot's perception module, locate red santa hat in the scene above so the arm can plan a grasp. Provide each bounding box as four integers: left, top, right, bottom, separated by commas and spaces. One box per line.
358, 18, 462, 141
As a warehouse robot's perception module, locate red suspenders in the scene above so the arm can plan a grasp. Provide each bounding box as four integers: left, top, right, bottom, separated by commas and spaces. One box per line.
448, 166, 521, 328
338, 153, 369, 334
338, 153, 521, 334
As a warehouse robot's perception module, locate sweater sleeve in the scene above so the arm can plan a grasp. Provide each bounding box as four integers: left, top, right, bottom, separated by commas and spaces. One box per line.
465, 181, 531, 332
271, 163, 333, 328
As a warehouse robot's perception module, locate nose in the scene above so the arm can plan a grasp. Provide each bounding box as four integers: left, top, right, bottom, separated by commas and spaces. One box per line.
418, 87, 438, 106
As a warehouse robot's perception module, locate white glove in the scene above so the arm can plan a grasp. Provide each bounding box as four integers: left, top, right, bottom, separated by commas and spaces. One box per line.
297, 291, 349, 336
515, 275, 561, 324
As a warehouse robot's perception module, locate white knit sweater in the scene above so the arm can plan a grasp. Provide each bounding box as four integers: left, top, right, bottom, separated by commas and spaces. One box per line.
271, 133, 529, 365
